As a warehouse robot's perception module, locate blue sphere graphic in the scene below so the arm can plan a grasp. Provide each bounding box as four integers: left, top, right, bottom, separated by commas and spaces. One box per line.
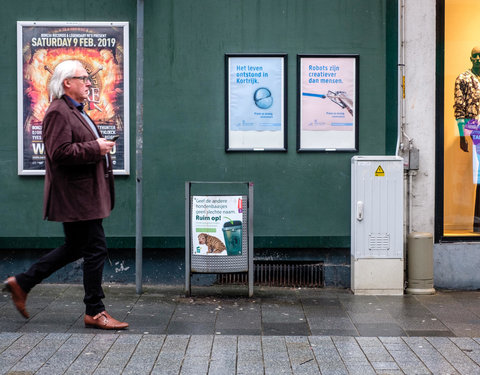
254, 88, 273, 109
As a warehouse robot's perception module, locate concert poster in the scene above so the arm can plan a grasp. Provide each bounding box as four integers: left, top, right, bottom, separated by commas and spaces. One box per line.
17, 21, 129, 175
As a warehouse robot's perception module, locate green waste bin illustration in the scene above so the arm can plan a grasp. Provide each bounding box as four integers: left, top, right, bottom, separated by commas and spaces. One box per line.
222, 220, 242, 255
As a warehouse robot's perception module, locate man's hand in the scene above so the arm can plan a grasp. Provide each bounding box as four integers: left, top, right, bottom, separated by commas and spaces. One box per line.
96, 138, 115, 155
460, 136, 469, 152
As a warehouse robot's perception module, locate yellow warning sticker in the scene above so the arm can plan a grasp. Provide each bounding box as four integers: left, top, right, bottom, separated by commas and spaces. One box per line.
375, 165, 385, 176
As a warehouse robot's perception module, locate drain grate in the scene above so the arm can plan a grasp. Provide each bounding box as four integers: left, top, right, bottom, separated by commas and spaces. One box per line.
216, 261, 324, 288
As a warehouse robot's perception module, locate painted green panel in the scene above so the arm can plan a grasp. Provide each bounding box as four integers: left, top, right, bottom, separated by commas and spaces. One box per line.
0, 0, 137, 240
0, 0, 397, 248
142, 0, 392, 241
386, 0, 399, 154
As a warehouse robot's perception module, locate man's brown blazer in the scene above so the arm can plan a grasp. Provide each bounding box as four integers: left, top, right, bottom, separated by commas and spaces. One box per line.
42, 95, 115, 222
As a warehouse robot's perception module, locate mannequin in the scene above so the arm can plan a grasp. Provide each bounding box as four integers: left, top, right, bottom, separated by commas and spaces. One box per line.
454, 46, 480, 232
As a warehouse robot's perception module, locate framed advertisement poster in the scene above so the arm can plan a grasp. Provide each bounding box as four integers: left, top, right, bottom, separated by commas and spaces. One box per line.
17, 21, 129, 175
225, 54, 287, 151
297, 55, 359, 152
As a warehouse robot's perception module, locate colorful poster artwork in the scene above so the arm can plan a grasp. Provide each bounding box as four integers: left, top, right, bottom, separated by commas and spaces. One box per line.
17, 22, 129, 175
298, 56, 357, 151
192, 196, 244, 256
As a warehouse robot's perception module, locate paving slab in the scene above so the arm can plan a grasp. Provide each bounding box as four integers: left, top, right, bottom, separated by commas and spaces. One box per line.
262, 336, 292, 375
285, 336, 320, 375
379, 336, 431, 374
8, 333, 69, 374
122, 334, 165, 375
64, 334, 117, 375
309, 336, 349, 375
208, 335, 237, 375
237, 336, 263, 375
403, 336, 459, 374
180, 335, 213, 375
0, 332, 46, 373
35, 334, 93, 375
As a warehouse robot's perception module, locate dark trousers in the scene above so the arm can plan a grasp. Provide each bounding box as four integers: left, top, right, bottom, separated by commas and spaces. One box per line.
15, 219, 107, 316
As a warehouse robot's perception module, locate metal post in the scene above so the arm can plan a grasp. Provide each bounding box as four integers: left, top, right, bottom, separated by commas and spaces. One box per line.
135, 0, 144, 295
248, 182, 254, 297
185, 182, 191, 296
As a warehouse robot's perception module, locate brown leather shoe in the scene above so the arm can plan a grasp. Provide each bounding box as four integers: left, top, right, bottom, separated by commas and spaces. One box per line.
3, 277, 29, 319
84, 311, 129, 330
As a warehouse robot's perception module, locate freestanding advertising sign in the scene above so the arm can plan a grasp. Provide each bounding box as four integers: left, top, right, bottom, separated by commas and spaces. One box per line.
185, 182, 254, 297
17, 21, 129, 175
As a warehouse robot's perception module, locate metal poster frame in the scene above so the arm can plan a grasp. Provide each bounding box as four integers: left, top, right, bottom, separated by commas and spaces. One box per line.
225, 53, 287, 152
185, 181, 254, 297
297, 54, 359, 152
17, 21, 130, 175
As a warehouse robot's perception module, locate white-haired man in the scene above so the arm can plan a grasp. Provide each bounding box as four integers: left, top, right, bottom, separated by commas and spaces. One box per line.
4, 60, 128, 330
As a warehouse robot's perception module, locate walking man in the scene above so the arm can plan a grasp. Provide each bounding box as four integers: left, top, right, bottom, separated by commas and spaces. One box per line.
4, 60, 128, 330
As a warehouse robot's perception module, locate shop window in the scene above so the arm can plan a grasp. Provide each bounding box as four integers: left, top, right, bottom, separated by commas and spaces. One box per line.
443, 0, 480, 237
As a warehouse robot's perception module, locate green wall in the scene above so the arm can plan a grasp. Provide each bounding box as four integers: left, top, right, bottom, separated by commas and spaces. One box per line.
0, 0, 137, 248
0, 0, 397, 250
